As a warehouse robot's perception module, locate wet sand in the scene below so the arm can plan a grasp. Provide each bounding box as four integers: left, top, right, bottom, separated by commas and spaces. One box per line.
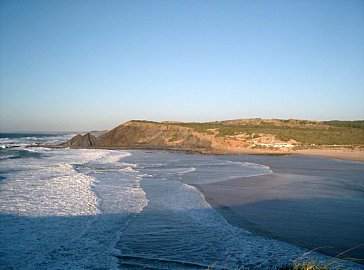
195, 158, 364, 263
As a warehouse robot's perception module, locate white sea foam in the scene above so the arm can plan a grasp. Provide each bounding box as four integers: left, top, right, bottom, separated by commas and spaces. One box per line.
0, 150, 101, 216
178, 167, 197, 174
0, 154, 14, 160
227, 160, 272, 171
119, 162, 139, 172
181, 160, 273, 185
0, 148, 151, 270
0, 138, 11, 144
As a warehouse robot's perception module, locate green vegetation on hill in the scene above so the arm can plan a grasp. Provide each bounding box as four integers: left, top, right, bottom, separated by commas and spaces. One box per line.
324, 120, 364, 129
129, 120, 159, 124
171, 119, 364, 146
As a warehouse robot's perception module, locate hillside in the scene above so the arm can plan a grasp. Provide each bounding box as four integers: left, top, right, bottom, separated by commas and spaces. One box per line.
63, 119, 364, 152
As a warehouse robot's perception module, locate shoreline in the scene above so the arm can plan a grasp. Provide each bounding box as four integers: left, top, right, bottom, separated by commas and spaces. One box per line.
44, 144, 364, 163
202, 148, 364, 163
293, 149, 364, 162
192, 182, 287, 240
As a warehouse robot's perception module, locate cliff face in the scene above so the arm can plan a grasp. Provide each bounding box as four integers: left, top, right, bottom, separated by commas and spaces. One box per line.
64, 121, 213, 150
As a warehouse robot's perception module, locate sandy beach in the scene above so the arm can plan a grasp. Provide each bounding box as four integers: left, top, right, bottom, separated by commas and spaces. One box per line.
294, 149, 364, 162
203, 148, 364, 163
194, 156, 364, 263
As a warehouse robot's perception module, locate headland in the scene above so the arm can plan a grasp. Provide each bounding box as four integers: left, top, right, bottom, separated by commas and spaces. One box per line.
61, 118, 364, 162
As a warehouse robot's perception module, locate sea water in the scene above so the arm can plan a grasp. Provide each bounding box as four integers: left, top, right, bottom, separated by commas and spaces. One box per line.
0, 134, 362, 269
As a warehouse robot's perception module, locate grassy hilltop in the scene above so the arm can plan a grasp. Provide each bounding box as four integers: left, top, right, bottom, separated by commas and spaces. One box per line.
167, 119, 364, 147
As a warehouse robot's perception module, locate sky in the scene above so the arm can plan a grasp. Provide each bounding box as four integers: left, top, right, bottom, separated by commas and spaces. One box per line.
1, 0, 364, 132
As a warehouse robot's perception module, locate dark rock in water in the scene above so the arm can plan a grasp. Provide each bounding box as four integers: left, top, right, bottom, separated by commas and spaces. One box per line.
63, 133, 98, 147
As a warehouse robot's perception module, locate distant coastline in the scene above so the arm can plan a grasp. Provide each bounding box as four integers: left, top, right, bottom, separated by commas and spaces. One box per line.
58, 118, 364, 162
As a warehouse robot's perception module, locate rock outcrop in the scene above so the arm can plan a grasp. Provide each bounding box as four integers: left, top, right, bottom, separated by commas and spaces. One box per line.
63, 133, 98, 147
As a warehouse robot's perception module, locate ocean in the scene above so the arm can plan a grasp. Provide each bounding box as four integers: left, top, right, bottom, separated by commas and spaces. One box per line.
0, 133, 363, 269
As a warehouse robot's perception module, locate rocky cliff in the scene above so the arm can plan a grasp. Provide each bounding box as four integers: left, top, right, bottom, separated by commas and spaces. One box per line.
63, 121, 214, 150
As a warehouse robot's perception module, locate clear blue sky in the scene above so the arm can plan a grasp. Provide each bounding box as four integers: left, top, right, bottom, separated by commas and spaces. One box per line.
1, 0, 363, 132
